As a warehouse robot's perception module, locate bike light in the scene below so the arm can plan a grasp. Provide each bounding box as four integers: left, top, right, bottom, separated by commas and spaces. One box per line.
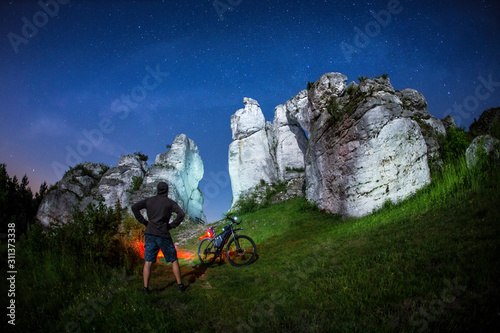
234, 216, 238, 221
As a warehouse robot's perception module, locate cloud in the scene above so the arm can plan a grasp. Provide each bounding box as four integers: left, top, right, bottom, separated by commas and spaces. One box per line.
30, 116, 73, 138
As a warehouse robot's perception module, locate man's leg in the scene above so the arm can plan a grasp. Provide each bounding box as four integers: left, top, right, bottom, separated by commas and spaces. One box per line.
143, 261, 153, 288
172, 259, 182, 285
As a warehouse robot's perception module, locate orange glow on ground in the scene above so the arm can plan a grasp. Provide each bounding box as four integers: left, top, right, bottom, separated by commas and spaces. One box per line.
131, 239, 195, 260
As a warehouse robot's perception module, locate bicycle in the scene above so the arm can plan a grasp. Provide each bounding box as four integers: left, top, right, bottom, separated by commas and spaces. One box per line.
198, 214, 257, 266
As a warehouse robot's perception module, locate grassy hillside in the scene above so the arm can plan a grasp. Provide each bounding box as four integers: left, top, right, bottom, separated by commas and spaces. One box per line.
5, 155, 500, 332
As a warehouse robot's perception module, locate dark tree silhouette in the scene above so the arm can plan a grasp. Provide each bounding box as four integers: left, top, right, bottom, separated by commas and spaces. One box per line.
0, 164, 48, 239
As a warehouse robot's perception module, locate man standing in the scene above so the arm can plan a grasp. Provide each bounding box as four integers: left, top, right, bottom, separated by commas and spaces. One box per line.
132, 181, 187, 293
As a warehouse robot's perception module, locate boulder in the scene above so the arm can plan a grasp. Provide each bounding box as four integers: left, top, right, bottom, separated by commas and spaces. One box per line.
465, 135, 500, 168
396, 88, 430, 118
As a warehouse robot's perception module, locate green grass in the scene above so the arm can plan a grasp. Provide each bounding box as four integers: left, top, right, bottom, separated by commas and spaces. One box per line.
5, 156, 500, 332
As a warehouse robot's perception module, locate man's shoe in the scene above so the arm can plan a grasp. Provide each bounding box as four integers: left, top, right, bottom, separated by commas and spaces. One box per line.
143, 287, 150, 295
178, 283, 188, 293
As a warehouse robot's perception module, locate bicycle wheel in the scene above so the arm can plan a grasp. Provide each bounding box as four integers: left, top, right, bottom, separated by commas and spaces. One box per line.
198, 238, 216, 264
226, 235, 257, 266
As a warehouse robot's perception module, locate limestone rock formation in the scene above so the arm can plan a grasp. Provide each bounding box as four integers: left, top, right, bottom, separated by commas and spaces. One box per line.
285, 73, 433, 217
37, 135, 205, 225
228, 98, 279, 206
228, 74, 446, 216
469, 107, 500, 137
136, 134, 205, 222
441, 115, 457, 131
231, 97, 266, 140
465, 135, 500, 168
228, 97, 308, 208
37, 162, 109, 226
392, 89, 446, 166
272, 104, 308, 181
93, 154, 148, 208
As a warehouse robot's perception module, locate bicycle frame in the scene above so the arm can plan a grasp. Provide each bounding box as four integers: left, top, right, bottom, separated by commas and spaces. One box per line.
198, 214, 257, 266
199, 218, 244, 254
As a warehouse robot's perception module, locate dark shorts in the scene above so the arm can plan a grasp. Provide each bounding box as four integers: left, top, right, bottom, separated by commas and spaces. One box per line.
144, 234, 178, 263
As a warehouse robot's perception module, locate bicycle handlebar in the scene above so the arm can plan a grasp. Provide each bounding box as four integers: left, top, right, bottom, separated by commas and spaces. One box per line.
225, 214, 241, 225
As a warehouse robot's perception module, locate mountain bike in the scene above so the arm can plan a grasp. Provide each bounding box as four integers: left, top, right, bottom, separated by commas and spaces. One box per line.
198, 214, 257, 266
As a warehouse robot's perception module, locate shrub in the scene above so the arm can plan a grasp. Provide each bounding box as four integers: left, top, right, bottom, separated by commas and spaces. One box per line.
234, 193, 260, 215
235, 180, 291, 215
285, 166, 305, 173
134, 152, 148, 162
64, 163, 93, 178
326, 96, 341, 117
439, 126, 471, 162
346, 84, 359, 95
128, 175, 143, 193
358, 76, 368, 83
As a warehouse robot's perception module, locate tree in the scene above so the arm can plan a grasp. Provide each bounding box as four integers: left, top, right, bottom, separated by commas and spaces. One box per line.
0, 164, 48, 238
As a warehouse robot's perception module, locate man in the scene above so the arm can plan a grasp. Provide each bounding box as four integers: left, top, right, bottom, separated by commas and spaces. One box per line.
132, 181, 187, 294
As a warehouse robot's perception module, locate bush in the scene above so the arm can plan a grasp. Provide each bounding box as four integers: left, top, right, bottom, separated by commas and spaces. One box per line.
326, 96, 341, 117
346, 84, 359, 96
64, 163, 94, 178
234, 193, 260, 215
439, 126, 471, 162
285, 166, 305, 173
234, 180, 290, 215
134, 152, 148, 162
128, 176, 143, 193
54, 201, 123, 264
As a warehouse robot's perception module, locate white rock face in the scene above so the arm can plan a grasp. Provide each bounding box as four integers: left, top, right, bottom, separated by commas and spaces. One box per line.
37, 162, 108, 226
340, 116, 430, 217
231, 98, 266, 140
273, 104, 308, 181
146, 134, 205, 222
285, 73, 432, 217
228, 98, 308, 208
96, 155, 147, 208
285, 90, 310, 132
229, 125, 278, 206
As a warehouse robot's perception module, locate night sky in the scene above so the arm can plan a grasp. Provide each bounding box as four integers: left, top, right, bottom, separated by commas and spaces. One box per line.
1, 0, 499, 221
